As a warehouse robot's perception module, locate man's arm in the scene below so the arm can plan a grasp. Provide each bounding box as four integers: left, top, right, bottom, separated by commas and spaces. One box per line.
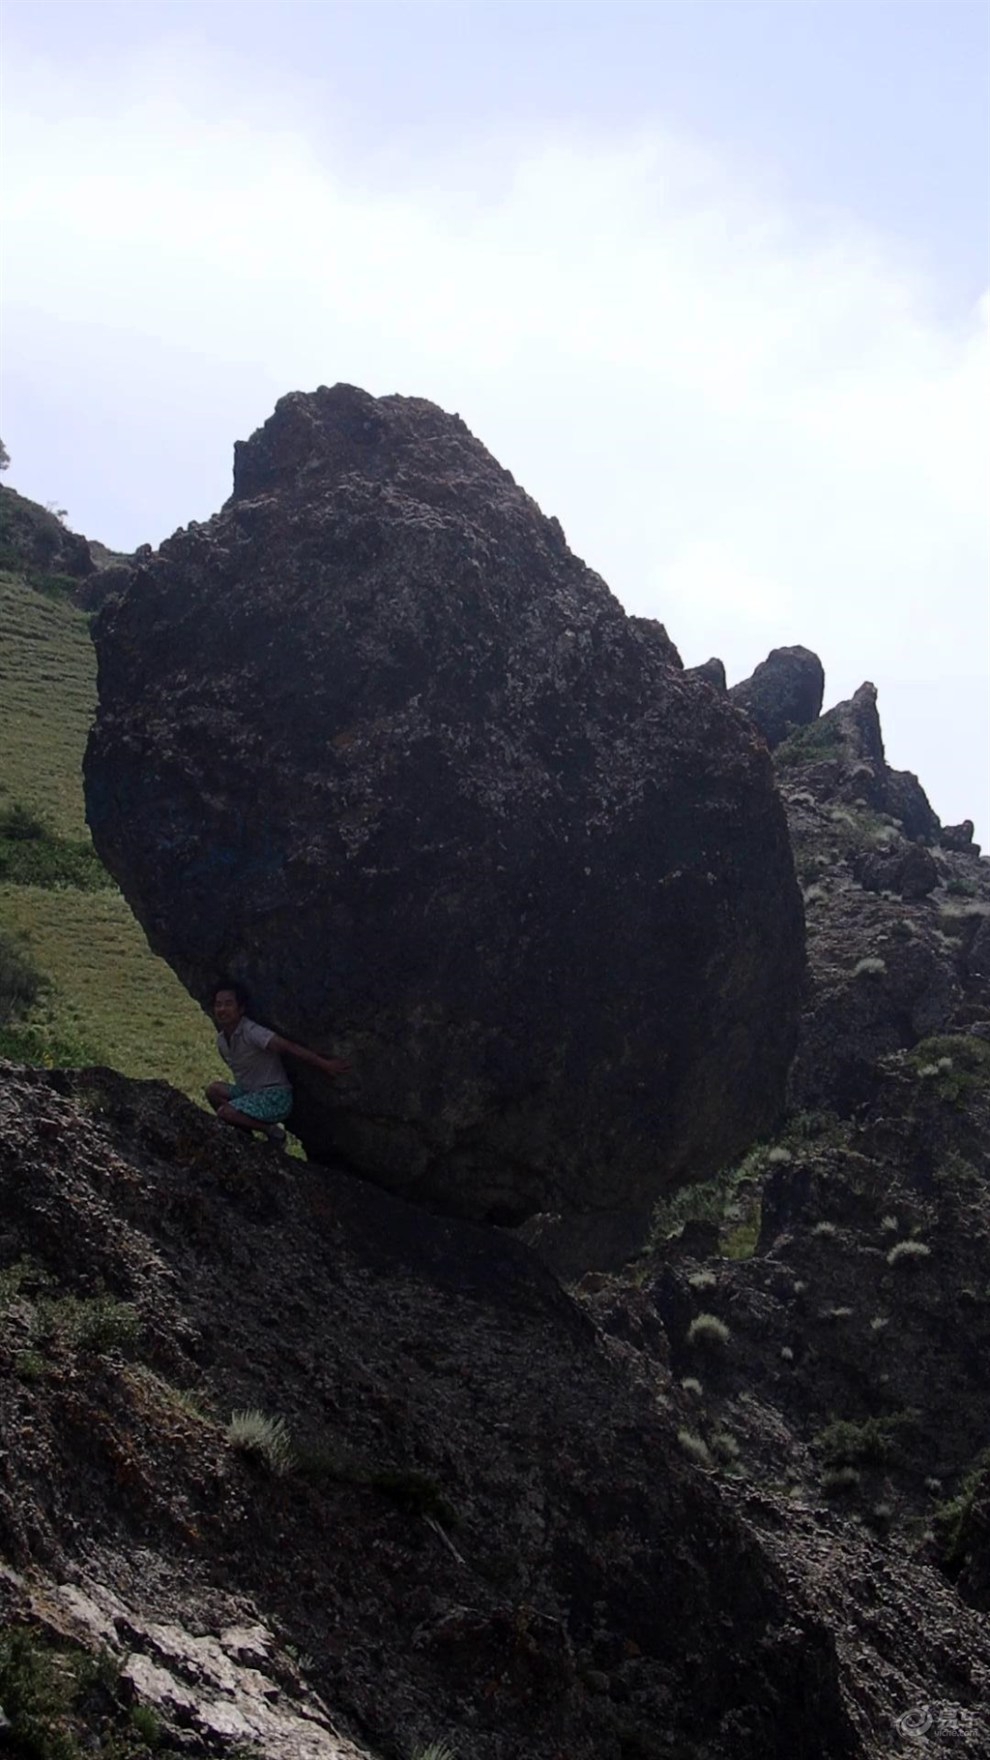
268, 1034, 351, 1078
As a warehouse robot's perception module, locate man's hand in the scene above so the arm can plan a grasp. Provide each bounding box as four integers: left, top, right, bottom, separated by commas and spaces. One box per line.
319, 1056, 351, 1078
269, 1035, 352, 1078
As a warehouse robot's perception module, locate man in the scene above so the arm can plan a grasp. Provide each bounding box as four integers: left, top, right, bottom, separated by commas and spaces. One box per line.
206, 980, 350, 1145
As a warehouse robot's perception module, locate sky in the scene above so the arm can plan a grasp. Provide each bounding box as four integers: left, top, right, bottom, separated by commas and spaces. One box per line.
1, 0, 988, 841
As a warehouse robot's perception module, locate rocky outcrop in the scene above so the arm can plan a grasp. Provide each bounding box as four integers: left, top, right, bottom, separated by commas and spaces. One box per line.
940, 820, 982, 857
686, 655, 727, 691
774, 678, 989, 1107
85, 385, 804, 1255
728, 644, 825, 749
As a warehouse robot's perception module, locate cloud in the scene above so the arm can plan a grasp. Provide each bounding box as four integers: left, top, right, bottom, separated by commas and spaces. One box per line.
1, 36, 987, 833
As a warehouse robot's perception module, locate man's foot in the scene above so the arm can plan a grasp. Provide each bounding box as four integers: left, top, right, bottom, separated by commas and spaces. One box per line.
264, 1122, 287, 1146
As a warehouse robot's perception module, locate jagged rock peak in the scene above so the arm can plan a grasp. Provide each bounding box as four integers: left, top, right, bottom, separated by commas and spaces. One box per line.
728, 644, 825, 749
685, 656, 727, 692
86, 385, 804, 1266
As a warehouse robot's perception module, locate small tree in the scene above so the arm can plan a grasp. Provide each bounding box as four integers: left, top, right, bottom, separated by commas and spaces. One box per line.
0, 439, 9, 472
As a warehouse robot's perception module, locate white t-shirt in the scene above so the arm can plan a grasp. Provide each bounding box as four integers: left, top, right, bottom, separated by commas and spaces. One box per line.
217, 1017, 289, 1091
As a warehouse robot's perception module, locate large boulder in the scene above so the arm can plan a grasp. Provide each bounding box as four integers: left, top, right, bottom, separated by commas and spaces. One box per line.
728, 644, 825, 749
85, 385, 804, 1251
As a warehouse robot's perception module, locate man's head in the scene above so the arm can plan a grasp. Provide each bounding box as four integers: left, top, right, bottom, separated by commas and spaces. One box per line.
213, 980, 249, 1032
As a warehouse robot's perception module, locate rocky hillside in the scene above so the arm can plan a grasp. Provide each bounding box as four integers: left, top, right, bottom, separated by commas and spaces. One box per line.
1, 393, 988, 1759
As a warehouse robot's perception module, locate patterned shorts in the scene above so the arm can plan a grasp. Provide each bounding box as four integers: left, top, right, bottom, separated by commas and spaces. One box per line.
227, 1084, 293, 1123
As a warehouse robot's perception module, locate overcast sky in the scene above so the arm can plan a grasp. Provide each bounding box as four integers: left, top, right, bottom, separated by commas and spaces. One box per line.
2, 0, 988, 840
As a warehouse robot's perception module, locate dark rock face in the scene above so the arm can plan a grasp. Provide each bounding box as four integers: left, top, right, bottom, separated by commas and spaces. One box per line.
728, 644, 825, 749
85, 385, 804, 1249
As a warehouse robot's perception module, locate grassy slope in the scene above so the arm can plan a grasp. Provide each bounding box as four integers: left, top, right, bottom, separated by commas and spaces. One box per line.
0, 570, 215, 1097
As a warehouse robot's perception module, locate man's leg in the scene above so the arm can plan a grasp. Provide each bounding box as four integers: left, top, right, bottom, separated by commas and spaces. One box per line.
216, 1100, 267, 1134
206, 1081, 233, 1112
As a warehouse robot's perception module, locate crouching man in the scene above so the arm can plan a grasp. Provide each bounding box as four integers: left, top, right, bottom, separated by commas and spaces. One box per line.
206, 980, 350, 1145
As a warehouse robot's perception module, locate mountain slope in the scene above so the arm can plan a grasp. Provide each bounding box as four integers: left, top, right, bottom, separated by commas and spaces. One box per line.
0, 556, 213, 1093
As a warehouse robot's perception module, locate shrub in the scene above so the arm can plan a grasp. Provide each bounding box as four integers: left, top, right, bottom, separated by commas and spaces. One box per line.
687, 1313, 730, 1348
775, 720, 842, 769
711, 1430, 740, 1463
822, 1466, 861, 1495
815, 1413, 913, 1469
853, 956, 886, 978
0, 928, 44, 1024
780, 1346, 794, 1362
886, 1239, 931, 1268
227, 1409, 293, 1474
680, 1376, 704, 1396
0, 810, 111, 891
687, 1268, 717, 1290
0, 802, 47, 841
676, 1429, 712, 1467
932, 1450, 990, 1574
907, 1035, 990, 1103
34, 1292, 140, 1354
412, 1744, 459, 1760
811, 1220, 838, 1238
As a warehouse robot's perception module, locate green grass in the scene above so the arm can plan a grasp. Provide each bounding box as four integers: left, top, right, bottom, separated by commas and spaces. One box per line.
0, 569, 216, 1099
0, 572, 96, 838
0, 885, 215, 1092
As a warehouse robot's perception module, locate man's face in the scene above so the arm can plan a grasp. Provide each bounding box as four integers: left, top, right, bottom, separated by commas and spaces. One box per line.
213, 990, 244, 1033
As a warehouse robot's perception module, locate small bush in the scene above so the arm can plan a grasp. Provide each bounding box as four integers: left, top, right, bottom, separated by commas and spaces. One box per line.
677, 1429, 712, 1467
932, 1450, 990, 1574
687, 1269, 716, 1290
775, 720, 842, 769
880, 1215, 899, 1233
0, 802, 47, 840
687, 1312, 730, 1348
34, 1292, 140, 1354
811, 1221, 838, 1238
907, 1035, 990, 1103
822, 1466, 861, 1495
886, 1239, 931, 1268
412, 1743, 459, 1760
680, 1377, 704, 1397
780, 1346, 794, 1362
227, 1409, 293, 1474
0, 928, 44, 1024
853, 956, 886, 978
711, 1430, 740, 1463
816, 1413, 913, 1470
130, 1703, 162, 1744
0, 815, 111, 891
